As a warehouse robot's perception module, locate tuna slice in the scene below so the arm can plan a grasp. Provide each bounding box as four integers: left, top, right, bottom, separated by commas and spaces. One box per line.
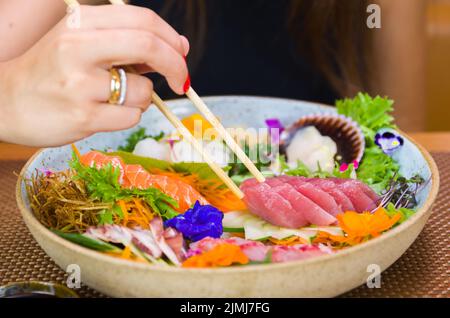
309, 179, 355, 212
241, 176, 380, 228
242, 182, 306, 228
268, 182, 336, 226
333, 180, 377, 212
276, 176, 341, 217
241, 179, 336, 228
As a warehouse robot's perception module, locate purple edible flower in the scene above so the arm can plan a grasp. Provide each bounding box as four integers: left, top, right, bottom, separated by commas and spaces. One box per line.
39, 168, 54, 177
265, 118, 284, 144
375, 132, 404, 155
164, 201, 223, 242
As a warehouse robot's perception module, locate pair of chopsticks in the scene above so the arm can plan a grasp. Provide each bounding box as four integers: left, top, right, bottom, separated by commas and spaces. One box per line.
63, 0, 266, 199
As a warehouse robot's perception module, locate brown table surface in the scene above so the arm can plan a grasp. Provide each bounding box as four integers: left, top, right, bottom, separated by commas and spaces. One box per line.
0, 133, 449, 298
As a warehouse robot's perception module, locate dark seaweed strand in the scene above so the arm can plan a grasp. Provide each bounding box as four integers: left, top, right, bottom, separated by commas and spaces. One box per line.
24, 170, 110, 233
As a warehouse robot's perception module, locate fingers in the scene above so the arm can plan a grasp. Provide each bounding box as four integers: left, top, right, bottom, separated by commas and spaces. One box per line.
76, 29, 187, 94
90, 70, 153, 110
77, 5, 189, 56
89, 104, 142, 132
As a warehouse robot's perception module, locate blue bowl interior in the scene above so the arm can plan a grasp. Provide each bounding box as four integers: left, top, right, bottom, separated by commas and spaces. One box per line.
22, 96, 432, 210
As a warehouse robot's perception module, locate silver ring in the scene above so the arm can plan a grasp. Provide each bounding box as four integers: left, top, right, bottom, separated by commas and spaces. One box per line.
117, 68, 127, 106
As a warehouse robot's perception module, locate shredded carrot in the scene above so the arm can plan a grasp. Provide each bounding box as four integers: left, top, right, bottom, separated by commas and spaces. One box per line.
182, 243, 249, 268
115, 198, 155, 229
104, 245, 148, 263
121, 245, 132, 259
228, 232, 245, 239
118, 200, 128, 223
71, 143, 82, 160
151, 169, 247, 212
269, 236, 309, 246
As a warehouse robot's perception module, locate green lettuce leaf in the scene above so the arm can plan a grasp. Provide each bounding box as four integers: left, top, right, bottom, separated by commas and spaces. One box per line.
69, 151, 179, 219
108, 151, 221, 182
336, 93, 400, 193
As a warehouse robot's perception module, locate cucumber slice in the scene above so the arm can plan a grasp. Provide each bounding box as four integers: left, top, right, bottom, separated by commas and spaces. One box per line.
223, 227, 245, 233
221, 211, 343, 242
52, 229, 121, 253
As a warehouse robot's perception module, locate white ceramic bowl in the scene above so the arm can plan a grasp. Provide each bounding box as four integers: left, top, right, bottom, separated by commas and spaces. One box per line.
16, 96, 440, 297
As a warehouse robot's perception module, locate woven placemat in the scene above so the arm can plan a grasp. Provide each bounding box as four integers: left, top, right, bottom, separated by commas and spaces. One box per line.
1, 154, 448, 298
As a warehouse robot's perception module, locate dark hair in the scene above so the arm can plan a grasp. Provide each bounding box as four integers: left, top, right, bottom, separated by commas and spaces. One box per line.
159, 0, 373, 97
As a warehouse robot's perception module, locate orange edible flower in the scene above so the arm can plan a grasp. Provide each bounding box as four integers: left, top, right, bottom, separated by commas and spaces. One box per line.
313, 207, 401, 246
182, 243, 249, 268
181, 114, 216, 140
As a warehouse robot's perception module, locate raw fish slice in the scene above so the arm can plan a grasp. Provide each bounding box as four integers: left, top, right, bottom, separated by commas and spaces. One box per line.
240, 178, 260, 190
277, 177, 341, 216
330, 178, 379, 202
265, 177, 339, 216
130, 228, 163, 258
240, 181, 270, 217
271, 244, 332, 263
188, 238, 332, 263
335, 181, 377, 212
85, 224, 164, 259
269, 184, 310, 227
188, 237, 270, 262
243, 183, 297, 228
309, 179, 355, 212
348, 180, 380, 203
80, 151, 127, 183
149, 217, 181, 265
242, 181, 336, 228
164, 227, 186, 261
268, 183, 336, 226
123, 164, 208, 212
227, 237, 270, 262
80, 151, 208, 213
85, 224, 132, 244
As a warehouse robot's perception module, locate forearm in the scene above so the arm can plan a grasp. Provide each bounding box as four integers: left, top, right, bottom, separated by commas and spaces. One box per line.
0, 0, 108, 61
371, 0, 427, 131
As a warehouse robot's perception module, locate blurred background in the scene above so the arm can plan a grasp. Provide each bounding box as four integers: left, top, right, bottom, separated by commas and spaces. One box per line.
0, 0, 449, 160
427, 0, 450, 130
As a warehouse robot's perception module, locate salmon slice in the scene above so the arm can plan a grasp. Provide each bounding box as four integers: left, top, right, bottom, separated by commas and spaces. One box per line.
123, 164, 208, 212
80, 151, 208, 213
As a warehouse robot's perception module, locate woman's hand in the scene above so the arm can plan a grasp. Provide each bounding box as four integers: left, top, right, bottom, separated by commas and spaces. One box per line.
0, 5, 189, 147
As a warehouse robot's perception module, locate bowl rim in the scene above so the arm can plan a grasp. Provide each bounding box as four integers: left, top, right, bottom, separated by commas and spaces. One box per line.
16, 96, 440, 274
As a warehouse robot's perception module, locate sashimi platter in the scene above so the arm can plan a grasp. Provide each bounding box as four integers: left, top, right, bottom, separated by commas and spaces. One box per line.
17, 94, 439, 297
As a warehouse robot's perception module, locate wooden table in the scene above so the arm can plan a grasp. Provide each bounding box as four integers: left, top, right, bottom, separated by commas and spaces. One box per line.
1, 132, 449, 161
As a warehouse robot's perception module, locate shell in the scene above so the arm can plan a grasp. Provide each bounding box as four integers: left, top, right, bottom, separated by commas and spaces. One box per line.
280, 113, 365, 164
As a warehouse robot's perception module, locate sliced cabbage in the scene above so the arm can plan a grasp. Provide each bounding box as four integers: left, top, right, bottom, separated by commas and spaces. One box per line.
223, 211, 343, 242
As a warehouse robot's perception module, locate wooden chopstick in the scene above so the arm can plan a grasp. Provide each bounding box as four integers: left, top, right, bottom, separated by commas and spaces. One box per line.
151, 93, 244, 198
107, 0, 265, 183
185, 88, 266, 182
62, 0, 245, 199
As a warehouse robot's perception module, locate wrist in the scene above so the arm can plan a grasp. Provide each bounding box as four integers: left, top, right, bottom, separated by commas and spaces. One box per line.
0, 60, 19, 144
